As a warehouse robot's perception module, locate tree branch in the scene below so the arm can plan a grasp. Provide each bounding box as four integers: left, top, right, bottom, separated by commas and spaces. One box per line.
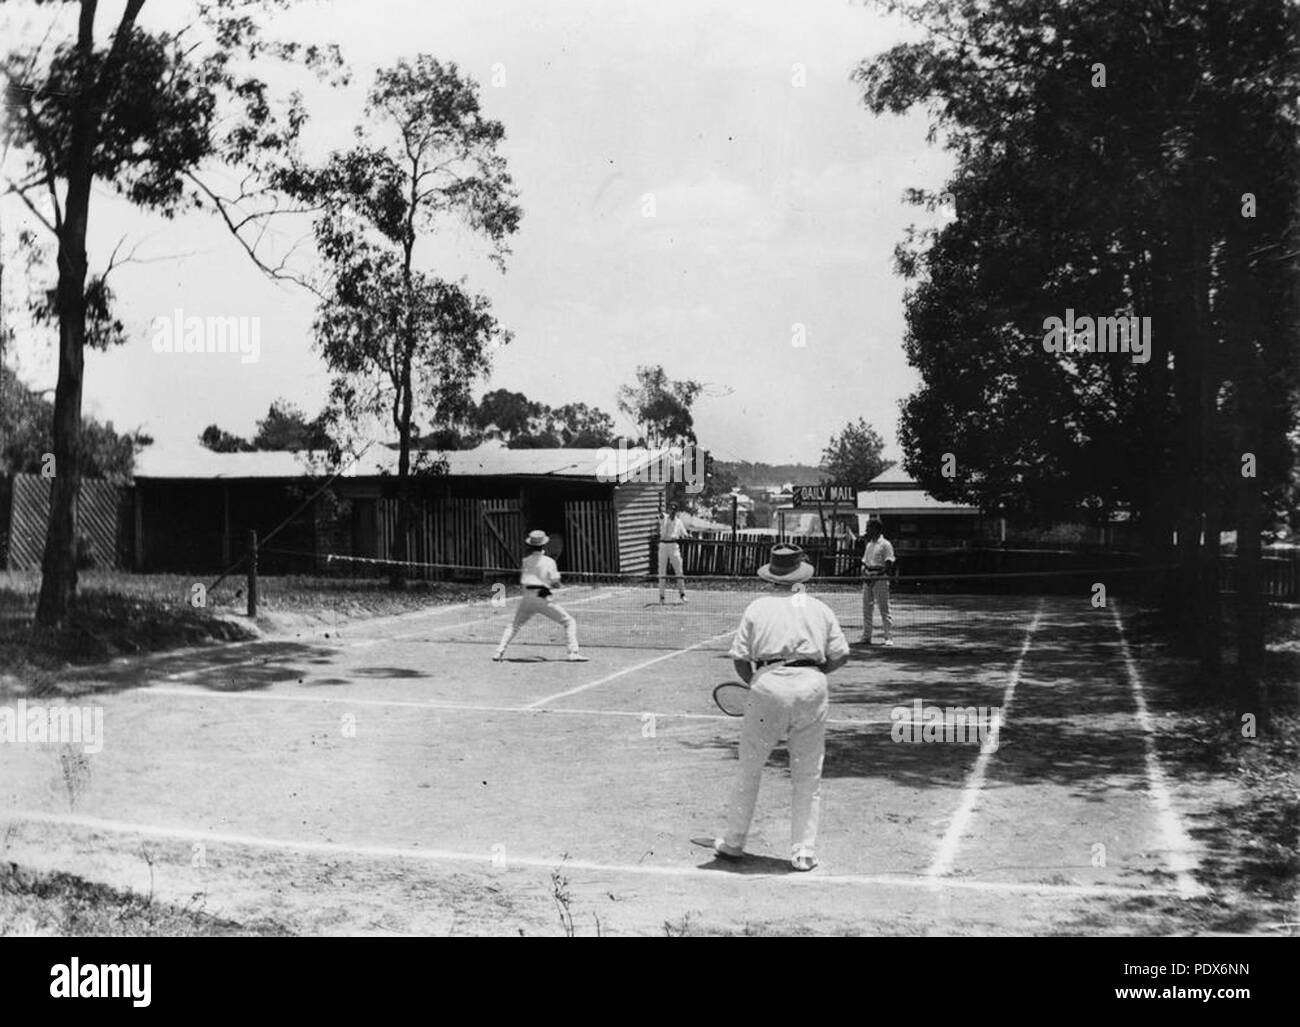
184, 168, 324, 297
2, 177, 58, 235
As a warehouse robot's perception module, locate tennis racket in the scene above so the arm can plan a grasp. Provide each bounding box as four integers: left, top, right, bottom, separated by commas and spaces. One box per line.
713, 682, 750, 717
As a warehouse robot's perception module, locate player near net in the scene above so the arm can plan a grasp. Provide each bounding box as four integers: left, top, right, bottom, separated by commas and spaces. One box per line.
859, 519, 895, 646
657, 500, 690, 604
713, 543, 850, 872
492, 530, 590, 663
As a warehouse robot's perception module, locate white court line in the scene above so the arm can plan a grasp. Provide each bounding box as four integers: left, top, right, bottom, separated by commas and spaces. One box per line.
1111, 603, 1205, 898
926, 605, 1042, 881
132, 684, 894, 727
161, 588, 629, 679
522, 630, 737, 709
0, 809, 1192, 900
158, 601, 501, 680
153, 593, 514, 676
344, 588, 627, 650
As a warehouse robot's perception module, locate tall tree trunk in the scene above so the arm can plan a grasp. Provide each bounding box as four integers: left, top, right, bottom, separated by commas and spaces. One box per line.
32, 0, 145, 627
1167, 208, 1216, 660
1222, 184, 1272, 734
36, 255, 88, 628
1235, 457, 1267, 733
35, 132, 94, 629
389, 368, 414, 589
391, 226, 417, 590
1200, 488, 1223, 684
1229, 238, 1270, 734
1188, 211, 1222, 682
1132, 232, 1177, 608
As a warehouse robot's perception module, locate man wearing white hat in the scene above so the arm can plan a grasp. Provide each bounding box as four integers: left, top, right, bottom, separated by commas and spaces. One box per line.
493, 530, 589, 662
715, 544, 849, 871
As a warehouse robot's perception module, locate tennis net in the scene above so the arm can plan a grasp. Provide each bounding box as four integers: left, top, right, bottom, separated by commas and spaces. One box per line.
301, 555, 1175, 652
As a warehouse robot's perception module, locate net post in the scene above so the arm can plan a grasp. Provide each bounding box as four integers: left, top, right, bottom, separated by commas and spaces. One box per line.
731, 494, 738, 575
247, 529, 258, 618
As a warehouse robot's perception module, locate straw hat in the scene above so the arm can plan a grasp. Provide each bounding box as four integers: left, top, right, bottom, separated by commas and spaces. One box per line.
757, 543, 815, 584
525, 530, 550, 548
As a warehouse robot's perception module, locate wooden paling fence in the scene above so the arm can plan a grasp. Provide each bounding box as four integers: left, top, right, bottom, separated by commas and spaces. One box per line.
374, 497, 522, 577
565, 499, 619, 574
3, 473, 129, 571
1218, 555, 1299, 602
649, 535, 859, 577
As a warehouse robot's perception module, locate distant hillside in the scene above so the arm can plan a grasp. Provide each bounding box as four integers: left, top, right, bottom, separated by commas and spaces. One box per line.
717, 461, 826, 488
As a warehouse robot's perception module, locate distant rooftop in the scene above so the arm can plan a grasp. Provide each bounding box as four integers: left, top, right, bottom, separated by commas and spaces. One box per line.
133, 444, 685, 482
859, 465, 979, 513
863, 465, 916, 488
855, 489, 980, 515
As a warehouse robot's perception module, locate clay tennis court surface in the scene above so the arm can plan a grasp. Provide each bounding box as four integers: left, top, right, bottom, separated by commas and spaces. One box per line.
0, 587, 1215, 935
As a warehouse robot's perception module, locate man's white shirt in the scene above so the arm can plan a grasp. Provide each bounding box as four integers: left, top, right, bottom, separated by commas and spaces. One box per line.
520, 552, 562, 588
862, 538, 895, 570
659, 515, 688, 542
729, 594, 850, 665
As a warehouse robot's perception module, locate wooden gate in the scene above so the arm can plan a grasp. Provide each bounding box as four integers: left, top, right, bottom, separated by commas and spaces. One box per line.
378, 496, 480, 576
564, 499, 618, 574
480, 499, 523, 570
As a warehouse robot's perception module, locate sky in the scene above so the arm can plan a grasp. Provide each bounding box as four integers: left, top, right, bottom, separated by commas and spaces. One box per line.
1, 0, 953, 468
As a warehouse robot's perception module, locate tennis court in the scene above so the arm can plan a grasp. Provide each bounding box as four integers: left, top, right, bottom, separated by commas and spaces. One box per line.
0, 573, 1208, 935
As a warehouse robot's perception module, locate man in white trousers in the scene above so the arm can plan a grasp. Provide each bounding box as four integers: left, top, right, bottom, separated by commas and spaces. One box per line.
493, 530, 589, 662
860, 519, 896, 646
657, 501, 689, 604
715, 544, 850, 871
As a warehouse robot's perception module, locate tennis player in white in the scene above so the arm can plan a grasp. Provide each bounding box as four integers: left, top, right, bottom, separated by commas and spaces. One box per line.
715, 544, 850, 871
493, 530, 589, 662
860, 520, 896, 645
658, 502, 689, 604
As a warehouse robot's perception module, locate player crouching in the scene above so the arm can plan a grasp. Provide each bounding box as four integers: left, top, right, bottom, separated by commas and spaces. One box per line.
493, 530, 590, 663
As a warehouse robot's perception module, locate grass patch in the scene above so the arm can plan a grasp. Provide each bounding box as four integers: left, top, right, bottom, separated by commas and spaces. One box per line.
0, 570, 487, 698
0, 862, 292, 937
1148, 605, 1300, 933
0, 572, 255, 698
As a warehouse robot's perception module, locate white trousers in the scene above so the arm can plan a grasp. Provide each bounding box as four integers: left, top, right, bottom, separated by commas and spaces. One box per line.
497, 591, 579, 654
658, 542, 685, 596
722, 666, 829, 858
862, 576, 892, 641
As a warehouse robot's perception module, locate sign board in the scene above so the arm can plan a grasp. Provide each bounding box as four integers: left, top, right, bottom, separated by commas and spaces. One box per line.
791, 485, 854, 507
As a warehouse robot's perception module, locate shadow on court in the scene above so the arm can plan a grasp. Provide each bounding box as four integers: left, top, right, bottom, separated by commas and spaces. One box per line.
699, 854, 797, 875
680, 629, 1154, 795
48, 639, 337, 695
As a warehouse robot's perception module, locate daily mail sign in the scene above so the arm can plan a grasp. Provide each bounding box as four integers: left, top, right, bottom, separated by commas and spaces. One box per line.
792, 485, 854, 507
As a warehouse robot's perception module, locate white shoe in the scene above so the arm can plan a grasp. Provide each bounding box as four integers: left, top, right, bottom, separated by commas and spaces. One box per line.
883, 638, 894, 647
566, 652, 590, 662
492, 652, 504, 662
679, 593, 687, 603
792, 853, 818, 872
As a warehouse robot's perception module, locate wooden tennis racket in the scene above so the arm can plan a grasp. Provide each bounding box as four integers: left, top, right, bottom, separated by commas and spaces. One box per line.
712, 682, 750, 717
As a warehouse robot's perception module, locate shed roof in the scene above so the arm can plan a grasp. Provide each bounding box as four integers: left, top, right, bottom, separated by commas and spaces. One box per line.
863, 465, 918, 488
857, 464, 981, 514
855, 489, 981, 515
133, 443, 683, 482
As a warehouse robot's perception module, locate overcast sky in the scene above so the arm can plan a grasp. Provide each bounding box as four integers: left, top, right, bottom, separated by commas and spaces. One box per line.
2, 0, 952, 467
